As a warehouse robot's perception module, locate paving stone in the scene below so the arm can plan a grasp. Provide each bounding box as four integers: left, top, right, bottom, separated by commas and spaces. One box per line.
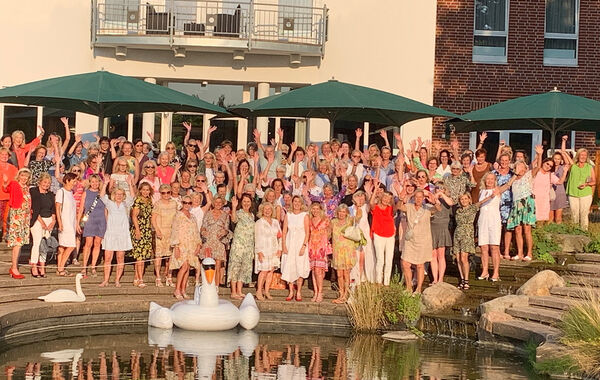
567, 263, 600, 275
562, 274, 600, 288
492, 320, 562, 344
574, 253, 600, 263
505, 306, 564, 325
550, 286, 600, 299
528, 295, 579, 310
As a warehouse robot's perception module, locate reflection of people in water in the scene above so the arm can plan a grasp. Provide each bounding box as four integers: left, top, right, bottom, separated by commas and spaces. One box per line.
277, 345, 307, 379
308, 347, 323, 380
333, 348, 347, 380
111, 351, 120, 379
99, 352, 107, 380
52, 363, 65, 380
131, 350, 141, 380
224, 349, 249, 380
25, 362, 41, 379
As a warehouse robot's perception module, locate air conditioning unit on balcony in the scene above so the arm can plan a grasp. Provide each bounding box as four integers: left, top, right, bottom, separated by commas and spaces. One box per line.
115, 46, 127, 58
206, 14, 217, 27
233, 50, 245, 61
283, 18, 295, 31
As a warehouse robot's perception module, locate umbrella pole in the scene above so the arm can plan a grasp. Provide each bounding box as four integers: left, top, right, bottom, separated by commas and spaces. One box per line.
549, 119, 557, 155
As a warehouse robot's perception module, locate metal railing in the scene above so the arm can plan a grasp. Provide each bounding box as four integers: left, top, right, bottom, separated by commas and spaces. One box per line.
94, 0, 327, 50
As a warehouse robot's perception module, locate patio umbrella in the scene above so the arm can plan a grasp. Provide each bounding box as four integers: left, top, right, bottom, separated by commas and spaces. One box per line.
228, 79, 459, 131
449, 89, 600, 152
0, 71, 229, 131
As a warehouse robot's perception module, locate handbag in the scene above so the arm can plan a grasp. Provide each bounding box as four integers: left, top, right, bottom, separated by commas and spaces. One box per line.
343, 221, 363, 242
40, 230, 59, 262
80, 195, 100, 229
549, 173, 557, 202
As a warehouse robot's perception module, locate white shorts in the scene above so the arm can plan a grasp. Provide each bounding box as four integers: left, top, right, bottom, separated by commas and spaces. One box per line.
478, 216, 501, 246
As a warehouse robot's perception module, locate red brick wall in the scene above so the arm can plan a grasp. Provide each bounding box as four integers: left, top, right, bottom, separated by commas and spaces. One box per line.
433, 0, 600, 158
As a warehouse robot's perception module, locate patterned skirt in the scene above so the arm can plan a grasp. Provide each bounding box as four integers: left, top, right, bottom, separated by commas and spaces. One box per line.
507, 195, 537, 230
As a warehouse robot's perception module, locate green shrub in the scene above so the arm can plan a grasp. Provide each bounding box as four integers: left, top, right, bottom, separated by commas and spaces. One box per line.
585, 238, 600, 254
381, 275, 422, 326
531, 228, 558, 264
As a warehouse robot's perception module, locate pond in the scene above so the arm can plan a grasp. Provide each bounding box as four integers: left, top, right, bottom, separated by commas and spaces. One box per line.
0, 324, 543, 379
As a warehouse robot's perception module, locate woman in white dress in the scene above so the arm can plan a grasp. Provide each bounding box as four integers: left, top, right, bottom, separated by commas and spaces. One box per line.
254, 202, 282, 300
281, 195, 310, 301
55, 172, 78, 276
349, 191, 375, 283
99, 174, 136, 287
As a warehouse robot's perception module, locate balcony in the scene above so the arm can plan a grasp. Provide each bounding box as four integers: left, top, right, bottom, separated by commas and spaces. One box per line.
92, 0, 328, 59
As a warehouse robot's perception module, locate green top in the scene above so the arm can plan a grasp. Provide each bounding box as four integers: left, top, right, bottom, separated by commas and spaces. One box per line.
567, 163, 593, 198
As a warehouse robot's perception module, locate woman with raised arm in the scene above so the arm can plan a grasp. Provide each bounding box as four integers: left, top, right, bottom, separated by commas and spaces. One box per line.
12, 126, 44, 169
200, 196, 232, 288
227, 194, 256, 299
152, 184, 179, 287
430, 183, 453, 285
492, 153, 514, 260
99, 174, 135, 287
112, 141, 139, 182
550, 135, 572, 223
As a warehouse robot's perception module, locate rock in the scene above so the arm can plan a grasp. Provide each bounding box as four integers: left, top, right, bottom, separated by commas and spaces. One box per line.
517, 270, 565, 296
478, 295, 529, 315
421, 282, 465, 313
478, 311, 513, 334
555, 234, 592, 253
382, 331, 420, 341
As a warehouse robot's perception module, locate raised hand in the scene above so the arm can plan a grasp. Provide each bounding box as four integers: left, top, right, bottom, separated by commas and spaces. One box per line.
451, 139, 459, 150
535, 144, 544, 155
394, 132, 402, 142
83, 141, 90, 150
270, 138, 276, 147
231, 196, 238, 209
409, 139, 417, 152
182, 121, 192, 131
417, 137, 423, 147
60, 117, 69, 126
379, 130, 387, 139
480, 132, 487, 142
93, 133, 100, 142
277, 128, 284, 139
355, 128, 363, 138
499, 139, 506, 147
208, 126, 217, 134
146, 131, 155, 141
562, 134, 569, 142
74, 134, 82, 142
174, 162, 182, 171
37, 125, 45, 135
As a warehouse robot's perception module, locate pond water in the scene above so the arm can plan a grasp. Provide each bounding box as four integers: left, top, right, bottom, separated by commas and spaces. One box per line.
0, 324, 543, 379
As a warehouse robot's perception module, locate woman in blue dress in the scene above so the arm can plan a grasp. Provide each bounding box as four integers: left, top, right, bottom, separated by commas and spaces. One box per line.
77, 174, 106, 277
492, 153, 514, 260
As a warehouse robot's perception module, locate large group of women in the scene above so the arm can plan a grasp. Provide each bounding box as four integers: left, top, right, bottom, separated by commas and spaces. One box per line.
0, 120, 596, 301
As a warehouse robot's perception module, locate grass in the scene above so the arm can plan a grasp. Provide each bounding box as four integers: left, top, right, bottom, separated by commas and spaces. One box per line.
346, 276, 422, 332
558, 287, 600, 377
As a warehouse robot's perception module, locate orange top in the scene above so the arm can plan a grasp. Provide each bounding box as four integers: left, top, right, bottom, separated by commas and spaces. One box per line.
0, 163, 18, 201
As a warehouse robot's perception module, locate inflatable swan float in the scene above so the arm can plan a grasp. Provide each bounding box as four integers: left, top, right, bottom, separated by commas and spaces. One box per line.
38, 273, 85, 302
148, 258, 260, 331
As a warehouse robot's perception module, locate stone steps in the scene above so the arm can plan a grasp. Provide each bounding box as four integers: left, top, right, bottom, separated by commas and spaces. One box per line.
492, 319, 562, 344
562, 274, 600, 288
505, 306, 564, 325
528, 295, 579, 311
567, 263, 600, 275
550, 286, 600, 299
574, 253, 600, 263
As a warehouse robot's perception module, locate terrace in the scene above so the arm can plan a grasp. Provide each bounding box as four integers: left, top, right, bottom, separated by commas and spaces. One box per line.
92, 0, 328, 60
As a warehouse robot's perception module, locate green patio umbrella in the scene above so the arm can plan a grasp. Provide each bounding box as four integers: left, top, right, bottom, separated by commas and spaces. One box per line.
450, 89, 600, 152
228, 79, 459, 132
0, 71, 229, 132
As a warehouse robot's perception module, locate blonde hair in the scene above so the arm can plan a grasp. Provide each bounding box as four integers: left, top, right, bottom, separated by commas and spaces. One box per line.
137, 182, 154, 198
290, 195, 307, 212
257, 202, 275, 218
480, 172, 497, 189
158, 184, 171, 193
110, 187, 126, 201
309, 201, 325, 219
575, 148, 589, 163
459, 192, 473, 205
37, 172, 52, 186
15, 168, 32, 184
114, 157, 128, 173
11, 130, 25, 148
335, 203, 350, 218
142, 161, 157, 177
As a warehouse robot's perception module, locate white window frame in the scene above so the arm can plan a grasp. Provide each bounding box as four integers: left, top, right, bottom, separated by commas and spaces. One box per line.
472, 0, 509, 64
543, 0, 579, 67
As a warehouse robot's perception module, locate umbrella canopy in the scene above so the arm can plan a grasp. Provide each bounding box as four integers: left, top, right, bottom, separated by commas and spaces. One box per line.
0, 71, 229, 131
228, 80, 459, 127
450, 89, 600, 150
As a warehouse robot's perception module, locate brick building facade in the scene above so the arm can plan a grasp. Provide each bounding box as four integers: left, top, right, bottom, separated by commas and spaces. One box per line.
433, 0, 599, 160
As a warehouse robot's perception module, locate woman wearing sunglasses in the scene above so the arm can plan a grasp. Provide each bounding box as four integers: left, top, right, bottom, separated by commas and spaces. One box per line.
152, 184, 179, 287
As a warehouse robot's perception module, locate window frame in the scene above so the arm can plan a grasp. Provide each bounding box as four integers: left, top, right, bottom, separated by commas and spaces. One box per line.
472, 0, 510, 64
543, 0, 579, 67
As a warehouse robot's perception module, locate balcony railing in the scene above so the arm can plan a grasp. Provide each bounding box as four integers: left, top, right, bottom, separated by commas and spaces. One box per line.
93, 0, 328, 56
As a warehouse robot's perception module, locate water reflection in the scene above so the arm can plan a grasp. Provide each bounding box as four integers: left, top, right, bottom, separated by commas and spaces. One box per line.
0, 325, 542, 379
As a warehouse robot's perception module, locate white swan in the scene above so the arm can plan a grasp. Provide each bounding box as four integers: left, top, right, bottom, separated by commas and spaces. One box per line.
38, 273, 85, 303
148, 258, 260, 331
41, 348, 83, 376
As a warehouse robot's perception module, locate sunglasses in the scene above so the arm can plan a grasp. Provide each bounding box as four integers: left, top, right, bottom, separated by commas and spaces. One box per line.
135, 144, 143, 147
352, 155, 361, 158
187, 144, 196, 148
196, 179, 205, 182
166, 147, 175, 150
145, 166, 155, 169
187, 164, 197, 168
417, 175, 427, 179
182, 201, 192, 205
72, 170, 81, 173
160, 191, 171, 195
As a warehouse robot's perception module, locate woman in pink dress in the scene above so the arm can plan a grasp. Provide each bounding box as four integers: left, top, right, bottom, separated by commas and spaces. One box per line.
307, 202, 331, 303
533, 157, 569, 223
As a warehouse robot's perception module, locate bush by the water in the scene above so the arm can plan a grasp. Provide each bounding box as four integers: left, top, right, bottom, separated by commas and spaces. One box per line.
347, 276, 421, 332
532, 223, 589, 263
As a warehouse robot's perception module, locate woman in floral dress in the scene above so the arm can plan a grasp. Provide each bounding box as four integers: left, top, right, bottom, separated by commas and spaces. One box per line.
492, 153, 514, 260
130, 182, 154, 288
227, 193, 255, 299
170, 195, 202, 300
201, 196, 232, 288
307, 202, 331, 303
4, 168, 32, 279
331, 204, 357, 303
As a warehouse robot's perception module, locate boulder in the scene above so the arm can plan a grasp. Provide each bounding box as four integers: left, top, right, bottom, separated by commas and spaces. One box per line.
555, 234, 592, 253
478, 295, 529, 315
478, 311, 513, 334
382, 330, 420, 342
516, 270, 565, 296
421, 282, 465, 313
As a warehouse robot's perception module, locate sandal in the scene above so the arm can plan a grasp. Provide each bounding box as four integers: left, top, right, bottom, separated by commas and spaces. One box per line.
522, 256, 532, 262
165, 277, 174, 287
57, 270, 72, 277
133, 279, 140, 287
457, 280, 464, 290
155, 279, 163, 287
462, 280, 470, 290
173, 293, 184, 300
138, 281, 147, 288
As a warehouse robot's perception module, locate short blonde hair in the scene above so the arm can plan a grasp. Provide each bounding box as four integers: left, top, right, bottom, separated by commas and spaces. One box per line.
257, 202, 275, 218
11, 130, 25, 148
37, 172, 52, 186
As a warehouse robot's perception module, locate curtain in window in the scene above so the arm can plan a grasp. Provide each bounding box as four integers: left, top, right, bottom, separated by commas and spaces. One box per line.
475, 0, 506, 32
546, 0, 576, 34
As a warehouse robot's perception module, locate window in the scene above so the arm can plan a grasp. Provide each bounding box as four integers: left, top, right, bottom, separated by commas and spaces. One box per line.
473, 0, 509, 63
544, 0, 578, 66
